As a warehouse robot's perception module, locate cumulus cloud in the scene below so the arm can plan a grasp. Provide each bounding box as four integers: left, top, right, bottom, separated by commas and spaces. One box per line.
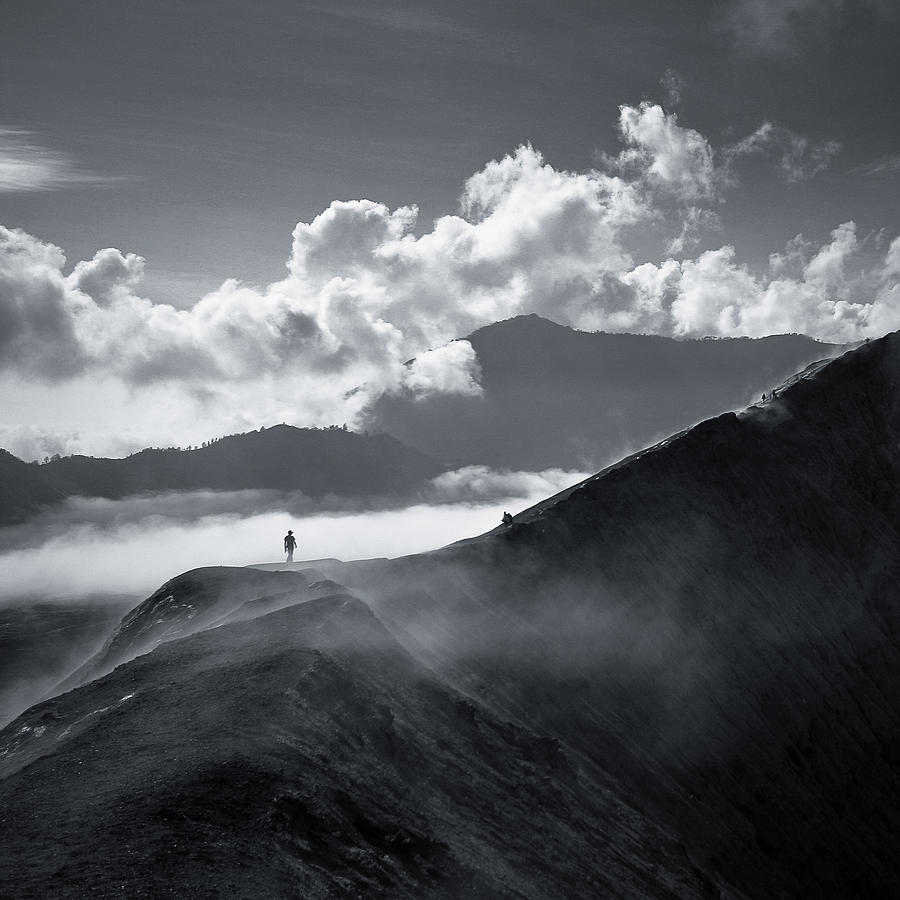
401, 341, 483, 398
0, 227, 83, 378
607, 102, 720, 202
0, 128, 114, 192
624, 223, 900, 341
0, 143, 646, 402
0, 101, 893, 452
606, 103, 837, 209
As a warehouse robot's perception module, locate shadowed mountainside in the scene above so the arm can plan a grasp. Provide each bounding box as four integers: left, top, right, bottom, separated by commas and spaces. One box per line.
3, 334, 900, 896
0, 425, 444, 525
55, 567, 315, 693
321, 334, 900, 898
0, 597, 135, 728
363, 314, 848, 469
0, 449, 67, 525
0, 594, 724, 899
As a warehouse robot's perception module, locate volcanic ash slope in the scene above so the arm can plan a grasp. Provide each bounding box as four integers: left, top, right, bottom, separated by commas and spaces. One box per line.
4, 334, 900, 897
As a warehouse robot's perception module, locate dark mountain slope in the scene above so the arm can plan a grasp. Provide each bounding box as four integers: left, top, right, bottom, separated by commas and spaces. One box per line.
0, 448, 66, 524
4, 335, 898, 897
313, 333, 900, 898
42, 424, 444, 499
0, 595, 729, 899
56, 566, 312, 692
0, 598, 134, 727
364, 314, 847, 469
0, 425, 444, 525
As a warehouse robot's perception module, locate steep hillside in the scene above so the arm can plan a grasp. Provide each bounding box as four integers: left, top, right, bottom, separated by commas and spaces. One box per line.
364, 314, 847, 469
57, 566, 313, 692
0, 449, 66, 524
4, 333, 900, 897
0, 598, 134, 727
0, 594, 726, 898
321, 332, 900, 898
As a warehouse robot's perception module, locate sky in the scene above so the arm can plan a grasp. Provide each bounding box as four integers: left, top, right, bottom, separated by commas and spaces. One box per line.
1, 0, 899, 460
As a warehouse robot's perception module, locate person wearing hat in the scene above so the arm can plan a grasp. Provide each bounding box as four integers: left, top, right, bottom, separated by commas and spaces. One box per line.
283, 529, 298, 563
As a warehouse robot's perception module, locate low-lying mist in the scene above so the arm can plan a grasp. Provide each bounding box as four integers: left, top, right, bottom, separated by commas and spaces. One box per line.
0, 468, 587, 603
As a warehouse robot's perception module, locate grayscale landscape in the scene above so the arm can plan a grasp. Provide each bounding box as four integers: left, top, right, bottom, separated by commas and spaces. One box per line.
1, 1, 899, 897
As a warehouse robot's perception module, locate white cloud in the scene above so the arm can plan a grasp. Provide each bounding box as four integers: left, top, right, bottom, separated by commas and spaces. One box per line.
624, 222, 900, 341
0, 143, 646, 397
725, 122, 841, 183
609, 103, 720, 202
0, 102, 894, 455
666, 207, 722, 255
401, 340, 483, 398
850, 154, 900, 178
0, 128, 114, 192
429, 466, 588, 504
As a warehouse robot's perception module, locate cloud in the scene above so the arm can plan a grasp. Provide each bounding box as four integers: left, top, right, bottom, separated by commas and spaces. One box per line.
428, 466, 588, 504
0, 490, 565, 600
607, 102, 720, 202
626, 222, 900, 341
723, 0, 896, 55
659, 69, 686, 108
401, 341, 483, 398
666, 207, 722, 255
725, 122, 841, 183
723, 0, 842, 54
0, 143, 645, 397
606, 103, 837, 206
0, 426, 93, 463
0, 102, 893, 454
0, 128, 114, 192
850, 154, 900, 178
0, 227, 84, 378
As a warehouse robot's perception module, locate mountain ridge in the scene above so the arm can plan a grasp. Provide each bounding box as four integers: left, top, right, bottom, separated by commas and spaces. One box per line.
0, 425, 444, 525
364, 313, 850, 469
3, 331, 899, 897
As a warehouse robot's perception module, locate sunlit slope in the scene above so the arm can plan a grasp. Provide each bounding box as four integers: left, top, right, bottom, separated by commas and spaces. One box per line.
0, 595, 726, 899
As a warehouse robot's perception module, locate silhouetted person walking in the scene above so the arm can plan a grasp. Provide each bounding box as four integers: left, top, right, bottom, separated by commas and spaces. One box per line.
284, 530, 297, 563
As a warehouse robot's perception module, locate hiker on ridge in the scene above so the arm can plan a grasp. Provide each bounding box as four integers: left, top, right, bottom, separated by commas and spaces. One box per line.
501, 511, 514, 527
284, 529, 297, 563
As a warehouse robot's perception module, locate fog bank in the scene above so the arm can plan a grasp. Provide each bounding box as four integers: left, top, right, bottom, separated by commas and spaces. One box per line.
0, 492, 568, 603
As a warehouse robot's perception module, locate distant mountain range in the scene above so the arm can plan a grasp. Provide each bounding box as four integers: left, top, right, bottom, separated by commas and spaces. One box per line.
364, 314, 849, 469
3, 333, 899, 895
0, 425, 444, 525
0, 318, 852, 526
